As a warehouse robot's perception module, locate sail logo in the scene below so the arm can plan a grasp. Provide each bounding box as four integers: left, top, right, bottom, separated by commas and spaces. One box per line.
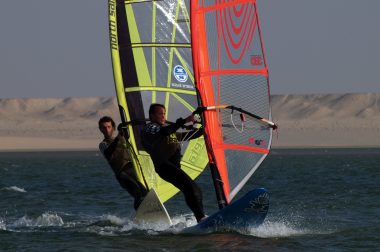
108, 0, 118, 50
173, 65, 188, 83
244, 193, 269, 213
219, 3, 256, 64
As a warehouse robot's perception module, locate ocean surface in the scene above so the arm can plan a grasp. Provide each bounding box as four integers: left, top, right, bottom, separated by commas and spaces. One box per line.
0, 149, 379, 251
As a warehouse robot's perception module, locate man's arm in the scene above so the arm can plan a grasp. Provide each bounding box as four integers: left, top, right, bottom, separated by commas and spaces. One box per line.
160, 114, 196, 136
160, 118, 186, 136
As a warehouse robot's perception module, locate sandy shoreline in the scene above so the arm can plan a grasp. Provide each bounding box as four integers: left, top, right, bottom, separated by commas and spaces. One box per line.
0, 136, 99, 152
0, 136, 378, 152
0, 93, 379, 151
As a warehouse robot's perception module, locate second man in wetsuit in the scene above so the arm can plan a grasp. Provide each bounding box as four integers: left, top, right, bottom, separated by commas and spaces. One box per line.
141, 104, 207, 223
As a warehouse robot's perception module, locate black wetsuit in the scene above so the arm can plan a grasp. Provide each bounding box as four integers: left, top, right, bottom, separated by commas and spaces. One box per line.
141, 119, 206, 222
99, 136, 147, 210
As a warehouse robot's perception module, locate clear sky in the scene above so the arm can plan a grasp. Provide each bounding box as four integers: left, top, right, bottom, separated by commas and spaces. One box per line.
0, 0, 379, 98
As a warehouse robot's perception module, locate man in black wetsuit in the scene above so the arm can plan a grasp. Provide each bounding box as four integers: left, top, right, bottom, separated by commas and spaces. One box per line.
98, 116, 148, 210
141, 104, 207, 223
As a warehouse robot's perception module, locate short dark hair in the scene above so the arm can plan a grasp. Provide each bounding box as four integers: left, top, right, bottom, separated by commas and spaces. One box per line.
149, 103, 166, 120
98, 116, 116, 129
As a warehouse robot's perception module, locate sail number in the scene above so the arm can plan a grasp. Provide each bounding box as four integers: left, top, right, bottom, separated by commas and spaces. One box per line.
188, 141, 204, 164
250, 55, 263, 66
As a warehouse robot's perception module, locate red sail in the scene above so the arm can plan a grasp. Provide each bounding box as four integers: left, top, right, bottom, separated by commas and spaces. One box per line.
191, 0, 273, 203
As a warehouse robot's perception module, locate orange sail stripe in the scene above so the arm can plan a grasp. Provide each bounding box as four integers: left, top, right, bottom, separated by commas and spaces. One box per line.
200, 69, 268, 78
195, 0, 257, 14
215, 143, 270, 155
191, 1, 232, 201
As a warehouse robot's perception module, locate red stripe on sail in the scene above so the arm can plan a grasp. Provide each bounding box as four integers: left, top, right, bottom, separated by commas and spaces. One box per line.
195, 0, 257, 14
215, 143, 270, 155
200, 69, 268, 77
191, 0, 232, 202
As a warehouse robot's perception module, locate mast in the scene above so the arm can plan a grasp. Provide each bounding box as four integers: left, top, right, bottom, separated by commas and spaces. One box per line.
210, 162, 228, 209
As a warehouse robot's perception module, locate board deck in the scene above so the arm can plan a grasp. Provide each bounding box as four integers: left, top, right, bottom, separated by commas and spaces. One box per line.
185, 188, 269, 232
133, 189, 172, 226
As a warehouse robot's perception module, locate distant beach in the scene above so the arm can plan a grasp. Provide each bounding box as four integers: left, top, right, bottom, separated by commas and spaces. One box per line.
0, 93, 379, 151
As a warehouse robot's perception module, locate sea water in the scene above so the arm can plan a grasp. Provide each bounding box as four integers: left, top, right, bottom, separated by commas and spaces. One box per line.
0, 149, 379, 251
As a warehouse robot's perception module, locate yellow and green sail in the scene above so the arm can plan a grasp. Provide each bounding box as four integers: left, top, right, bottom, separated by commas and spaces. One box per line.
108, 0, 208, 203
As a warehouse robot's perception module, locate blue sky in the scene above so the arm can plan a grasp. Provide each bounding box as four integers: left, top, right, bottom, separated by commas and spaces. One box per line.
0, 0, 379, 98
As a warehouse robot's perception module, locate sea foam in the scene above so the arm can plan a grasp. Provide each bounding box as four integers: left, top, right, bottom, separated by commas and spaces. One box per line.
249, 220, 311, 238
12, 212, 64, 227
1, 186, 26, 193
0, 218, 6, 231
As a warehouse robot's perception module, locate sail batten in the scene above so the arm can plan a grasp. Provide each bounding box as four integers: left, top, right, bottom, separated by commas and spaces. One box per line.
124, 86, 197, 95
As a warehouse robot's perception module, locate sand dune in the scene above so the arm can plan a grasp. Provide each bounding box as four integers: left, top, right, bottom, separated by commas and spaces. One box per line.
270, 93, 380, 147
0, 93, 379, 151
271, 93, 380, 119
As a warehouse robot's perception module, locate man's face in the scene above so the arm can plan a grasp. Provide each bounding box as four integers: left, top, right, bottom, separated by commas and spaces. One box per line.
99, 121, 115, 138
150, 106, 166, 125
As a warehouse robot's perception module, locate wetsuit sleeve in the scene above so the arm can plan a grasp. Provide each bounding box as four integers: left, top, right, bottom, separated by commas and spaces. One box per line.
159, 118, 186, 136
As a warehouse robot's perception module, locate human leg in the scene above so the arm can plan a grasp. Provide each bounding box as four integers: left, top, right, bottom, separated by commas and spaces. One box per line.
117, 164, 148, 210
156, 161, 205, 222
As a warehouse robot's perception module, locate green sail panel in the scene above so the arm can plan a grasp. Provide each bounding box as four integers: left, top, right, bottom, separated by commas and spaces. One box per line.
109, 0, 208, 203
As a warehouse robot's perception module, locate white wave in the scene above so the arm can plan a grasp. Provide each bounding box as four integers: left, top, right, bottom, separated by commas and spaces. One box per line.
119, 213, 192, 233
125, 218, 173, 233
0, 218, 6, 231
131, 221, 171, 233
1, 186, 26, 193
248, 220, 313, 238
88, 213, 187, 234
87, 213, 195, 235
12, 216, 33, 227
35, 213, 64, 226
100, 214, 128, 226
81, 214, 131, 236
171, 213, 196, 228
12, 212, 64, 227
144, 213, 196, 233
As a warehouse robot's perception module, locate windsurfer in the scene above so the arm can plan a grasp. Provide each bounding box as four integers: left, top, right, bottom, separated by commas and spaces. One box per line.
141, 104, 207, 223
98, 116, 148, 210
